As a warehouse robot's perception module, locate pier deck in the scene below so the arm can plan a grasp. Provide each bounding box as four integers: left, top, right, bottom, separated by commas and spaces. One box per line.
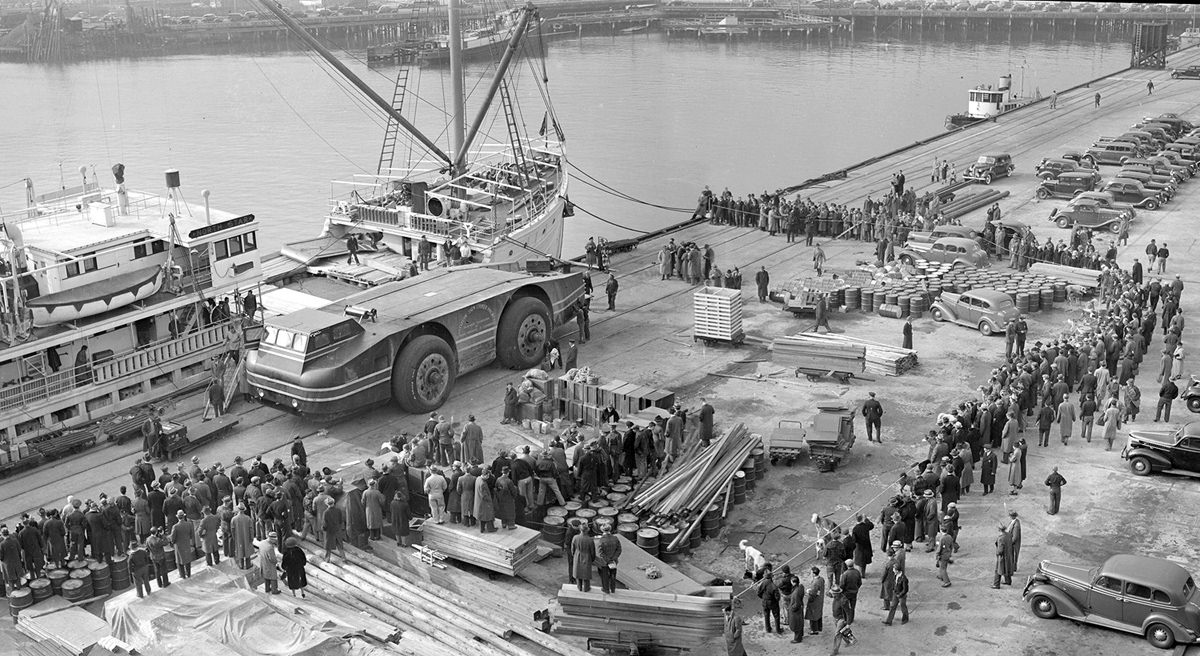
5, 47, 1200, 656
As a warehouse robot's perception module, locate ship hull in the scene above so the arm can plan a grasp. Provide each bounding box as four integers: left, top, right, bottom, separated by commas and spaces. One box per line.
484, 196, 566, 264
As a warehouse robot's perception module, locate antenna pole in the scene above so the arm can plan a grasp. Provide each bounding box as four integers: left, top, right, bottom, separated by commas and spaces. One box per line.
449, 0, 465, 172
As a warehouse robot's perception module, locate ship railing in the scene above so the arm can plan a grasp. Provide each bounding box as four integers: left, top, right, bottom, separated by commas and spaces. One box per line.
0, 320, 236, 414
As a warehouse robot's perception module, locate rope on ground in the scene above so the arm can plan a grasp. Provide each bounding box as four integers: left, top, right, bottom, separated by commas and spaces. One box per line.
731, 471, 905, 602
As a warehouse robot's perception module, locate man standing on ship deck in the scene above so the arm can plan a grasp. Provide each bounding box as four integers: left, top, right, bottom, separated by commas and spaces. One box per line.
346, 233, 360, 265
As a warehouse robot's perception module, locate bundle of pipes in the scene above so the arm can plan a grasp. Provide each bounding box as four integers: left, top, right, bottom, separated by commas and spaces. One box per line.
1027, 262, 1102, 289
624, 423, 760, 552
782, 333, 918, 376
296, 538, 592, 656
938, 188, 1011, 220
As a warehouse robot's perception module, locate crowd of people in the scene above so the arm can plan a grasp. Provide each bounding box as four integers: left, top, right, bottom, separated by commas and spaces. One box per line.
723, 242, 1186, 654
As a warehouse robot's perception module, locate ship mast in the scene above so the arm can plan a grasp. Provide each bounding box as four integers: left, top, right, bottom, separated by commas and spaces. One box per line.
448, 0, 465, 174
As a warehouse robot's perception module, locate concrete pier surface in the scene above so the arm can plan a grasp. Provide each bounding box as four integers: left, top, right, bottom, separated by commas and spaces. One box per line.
5, 50, 1200, 655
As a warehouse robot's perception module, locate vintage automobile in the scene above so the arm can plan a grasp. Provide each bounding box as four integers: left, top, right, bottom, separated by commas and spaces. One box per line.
1153, 151, 1198, 174
1113, 169, 1177, 199
1125, 157, 1191, 181
1151, 113, 1195, 132
897, 237, 990, 268
904, 224, 980, 245
929, 288, 1019, 335
1163, 142, 1200, 165
1099, 179, 1164, 209
1175, 66, 1200, 80
1034, 171, 1099, 200
1121, 420, 1200, 478
1133, 124, 1178, 144
964, 153, 1015, 184
1047, 203, 1130, 233
1084, 140, 1144, 166
1023, 554, 1200, 649
1035, 158, 1100, 182
1068, 191, 1140, 217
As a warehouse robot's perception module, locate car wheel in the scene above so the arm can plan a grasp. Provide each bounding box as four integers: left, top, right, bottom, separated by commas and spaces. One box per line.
1145, 623, 1176, 650
983, 173, 993, 184
900, 255, 914, 266
978, 321, 994, 336
1036, 188, 1052, 199
930, 307, 945, 322
1145, 199, 1159, 210
1129, 456, 1152, 476
1108, 222, 1122, 234
1083, 156, 1096, 167
1029, 595, 1058, 620
1056, 217, 1070, 229
1187, 397, 1200, 413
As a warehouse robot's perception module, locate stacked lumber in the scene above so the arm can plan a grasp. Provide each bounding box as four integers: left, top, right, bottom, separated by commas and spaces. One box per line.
612, 534, 705, 596
420, 520, 540, 576
1028, 262, 1102, 289
263, 592, 401, 643
784, 333, 918, 376
625, 423, 761, 551
16, 596, 110, 655
299, 539, 593, 656
770, 335, 866, 373
940, 189, 1010, 220
554, 586, 729, 650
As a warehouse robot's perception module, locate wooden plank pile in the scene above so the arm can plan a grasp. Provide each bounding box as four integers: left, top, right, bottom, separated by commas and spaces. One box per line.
770, 335, 866, 373
781, 333, 917, 376
17, 596, 111, 655
298, 539, 593, 656
420, 520, 540, 576
554, 586, 729, 650
263, 592, 401, 644
1028, 262, 1102, 289
693, 286, 744, 342
612, 534, 705, 596
625, 423, 760, 552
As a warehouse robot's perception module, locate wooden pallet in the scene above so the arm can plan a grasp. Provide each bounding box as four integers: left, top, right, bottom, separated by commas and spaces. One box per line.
420, 520, 540, 576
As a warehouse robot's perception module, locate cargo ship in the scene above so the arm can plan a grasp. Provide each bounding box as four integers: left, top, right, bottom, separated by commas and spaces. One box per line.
0, 166, 261, 464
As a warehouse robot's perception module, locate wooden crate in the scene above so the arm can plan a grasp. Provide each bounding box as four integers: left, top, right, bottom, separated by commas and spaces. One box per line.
693, 287, 744, 342
420, 521, 540, 576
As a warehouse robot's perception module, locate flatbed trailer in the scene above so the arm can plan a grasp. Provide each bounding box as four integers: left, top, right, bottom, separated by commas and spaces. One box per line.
246, 265, 584, 417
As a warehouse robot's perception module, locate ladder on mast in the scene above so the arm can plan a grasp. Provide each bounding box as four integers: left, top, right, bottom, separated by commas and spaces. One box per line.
498, 78, 530, 186
377, 65, 412, 176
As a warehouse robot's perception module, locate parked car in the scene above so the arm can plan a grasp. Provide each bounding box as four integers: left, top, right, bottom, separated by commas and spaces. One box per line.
1098, 179, 1164, 209
1172, 65, 1200, 80
1134, 124, 1175, 144
1153, 150, 1198, 174
1023, 554, 1200, 649
1035, 158, 1099, 181
1124, 157, 1190, 181
897, 237, 990, 268
1084, 141, 1144, 166
905, 225, 980, 245
1035, 171, 1099, 200
1122, 420, 1200, 478
930, 288, 1019, 335
1068, 191, 1140, 218
1047, 203, 1130, 233
1114, 169, 1177, 198
1163, 142, 1200, 164
964, 153, 1015, 184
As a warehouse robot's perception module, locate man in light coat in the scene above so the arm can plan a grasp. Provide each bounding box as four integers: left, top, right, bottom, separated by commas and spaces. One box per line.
230, 504, 255, 570
1056, 394, 1076, 446
258, 532, 280, 594
362, 479, 386, 541
570, 525, 595, 592
595, 524, 621, 594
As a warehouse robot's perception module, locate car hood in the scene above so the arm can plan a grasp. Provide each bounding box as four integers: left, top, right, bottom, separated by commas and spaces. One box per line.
1127, 429, 1177, 445
1041, 561, 1094, 585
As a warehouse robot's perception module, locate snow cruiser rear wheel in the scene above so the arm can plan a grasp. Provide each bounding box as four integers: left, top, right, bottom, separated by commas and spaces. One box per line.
392, 335, 457, 413
496, 296, 551, 369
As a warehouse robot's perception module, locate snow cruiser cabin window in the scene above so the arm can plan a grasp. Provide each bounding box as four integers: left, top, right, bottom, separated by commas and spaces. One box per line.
264, 326, 309, 353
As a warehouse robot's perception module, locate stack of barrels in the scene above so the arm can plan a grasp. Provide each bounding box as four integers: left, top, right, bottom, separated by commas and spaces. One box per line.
63, 562, 94, 602
89, 561, 112, 597
110, 554, 131, 592
834, 261, 1069, 320
29, 577, 53, 603
47, 568, 70, 596
8, 587, 32, 616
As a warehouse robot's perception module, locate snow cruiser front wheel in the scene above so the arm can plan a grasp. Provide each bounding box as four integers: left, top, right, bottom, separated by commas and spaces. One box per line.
392, 335, 457, 413
496, 296, 550, 369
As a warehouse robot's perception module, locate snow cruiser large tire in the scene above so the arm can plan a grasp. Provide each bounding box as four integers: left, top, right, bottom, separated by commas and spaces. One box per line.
392, 335, 457, 414
496, 296, 551, 369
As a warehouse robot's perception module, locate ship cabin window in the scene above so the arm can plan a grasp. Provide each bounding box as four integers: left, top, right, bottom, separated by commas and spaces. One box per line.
264, 326, 309, 353
213, 233, 257, 261
133, 240, 166, 259
65, 257, 99, 278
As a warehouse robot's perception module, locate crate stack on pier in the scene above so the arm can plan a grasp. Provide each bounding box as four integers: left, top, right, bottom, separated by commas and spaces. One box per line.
552, 375, 675, 426
692, 286, 744, 344
553, 586, 730, 651
772, 333, 917, 376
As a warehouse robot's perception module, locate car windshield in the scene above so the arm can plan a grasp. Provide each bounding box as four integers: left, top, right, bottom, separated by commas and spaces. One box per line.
978, 156, 996, 164
1186, 576, 1196, 599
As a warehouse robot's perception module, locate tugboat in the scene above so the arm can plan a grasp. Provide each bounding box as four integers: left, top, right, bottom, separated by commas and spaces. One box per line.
945, 74, 1038, 130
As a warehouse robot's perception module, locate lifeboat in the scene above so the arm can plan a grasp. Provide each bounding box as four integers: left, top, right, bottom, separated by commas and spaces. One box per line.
27, 266, 166, 327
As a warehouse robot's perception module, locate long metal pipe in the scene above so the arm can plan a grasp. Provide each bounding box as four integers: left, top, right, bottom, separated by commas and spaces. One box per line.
454, 4, 536, 172
253, 0, 452, 166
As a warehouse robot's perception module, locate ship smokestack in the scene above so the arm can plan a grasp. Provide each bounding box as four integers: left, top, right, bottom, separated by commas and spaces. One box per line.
113, 163, 128, 214
998, 74, 1012, 92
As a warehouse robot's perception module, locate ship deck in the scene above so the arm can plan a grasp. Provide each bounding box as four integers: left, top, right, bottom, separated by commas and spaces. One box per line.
5, 49, 1200, 656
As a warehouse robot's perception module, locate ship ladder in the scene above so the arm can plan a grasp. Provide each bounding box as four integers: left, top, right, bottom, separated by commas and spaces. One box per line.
498, 78, 531, 188
377, 65, 412, 177
219, 352, 245, 414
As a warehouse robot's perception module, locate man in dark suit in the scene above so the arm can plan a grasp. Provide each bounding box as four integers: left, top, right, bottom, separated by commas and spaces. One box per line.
594, 524, 621, 594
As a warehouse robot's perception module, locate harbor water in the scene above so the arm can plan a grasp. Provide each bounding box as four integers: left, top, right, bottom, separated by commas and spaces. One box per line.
0, 32, 1129, 256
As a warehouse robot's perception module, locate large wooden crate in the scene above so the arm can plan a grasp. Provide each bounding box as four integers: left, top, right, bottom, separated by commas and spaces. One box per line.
420, 521, 540, 576
693, 287, 744, 342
